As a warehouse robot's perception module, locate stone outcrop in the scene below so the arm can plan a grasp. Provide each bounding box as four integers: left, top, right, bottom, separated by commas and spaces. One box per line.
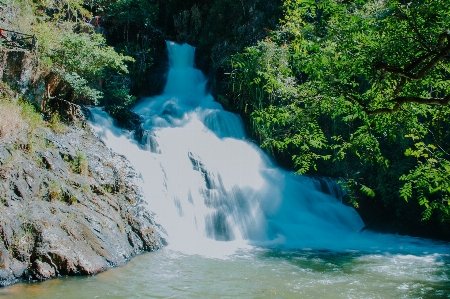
0, 48, 45, 106
0, 118, 165, 287
0, 48, 85, 122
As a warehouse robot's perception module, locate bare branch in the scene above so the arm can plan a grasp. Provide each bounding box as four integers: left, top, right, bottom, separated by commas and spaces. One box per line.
404, 52, 435, 72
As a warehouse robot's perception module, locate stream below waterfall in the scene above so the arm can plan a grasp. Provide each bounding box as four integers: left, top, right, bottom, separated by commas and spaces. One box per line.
2, 247, 449, 298
2, 41, 449, 298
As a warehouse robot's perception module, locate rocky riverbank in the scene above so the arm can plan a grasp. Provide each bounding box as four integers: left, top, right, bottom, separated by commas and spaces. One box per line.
0, 109, 165, 287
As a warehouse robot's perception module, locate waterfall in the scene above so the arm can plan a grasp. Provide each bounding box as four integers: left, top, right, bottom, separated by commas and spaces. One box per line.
90, 41, 430, 256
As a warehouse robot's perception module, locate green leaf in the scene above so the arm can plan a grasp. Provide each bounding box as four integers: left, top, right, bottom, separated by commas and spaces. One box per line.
360, 184, 375, 197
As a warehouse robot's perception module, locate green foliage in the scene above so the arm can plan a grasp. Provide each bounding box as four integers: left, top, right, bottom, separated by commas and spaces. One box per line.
72, 150, 88, 176
338, 178, 360, 208
48, 181, 62, 201
2, 1, 140, 108
83, 0, 112, 12
400, 138, 450, 221
105, 78, 137, 108
225, 0, 450, 227
107, 0, 158, 28
48, 181, 78, 204
34, 0, 88, 20
51, 33, 133, 79
48, 112, 67, 134
67, 194, 78, 205
230, 40, 330, 174
50, 32, 134, 80
46, 31, 134, 105
105, 80, 137, 106
102, 77, 139, 127
113, 42, 153, 95
19, 99, 43, 132
58, 70, 104, 104
360, 184, 376, 198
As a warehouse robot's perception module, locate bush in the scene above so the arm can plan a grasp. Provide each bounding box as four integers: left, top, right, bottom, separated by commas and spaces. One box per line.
73, 150, 88, 176
51, 33, 133, 80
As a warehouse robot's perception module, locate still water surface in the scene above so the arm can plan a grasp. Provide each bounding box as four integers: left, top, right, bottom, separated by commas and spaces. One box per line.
1, 246, 449, 298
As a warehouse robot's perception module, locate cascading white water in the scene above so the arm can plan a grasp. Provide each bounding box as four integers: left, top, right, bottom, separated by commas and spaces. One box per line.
3, 41, 449, 299
88, 41, 449, 257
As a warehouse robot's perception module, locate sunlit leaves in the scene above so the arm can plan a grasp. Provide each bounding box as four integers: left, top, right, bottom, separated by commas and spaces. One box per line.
225, 0, 450, 226
360, 184, 376, 198
58, 71, 103, 104
50, 32, 134, 104
51, 32, 134, 80
400, 139, 450, 220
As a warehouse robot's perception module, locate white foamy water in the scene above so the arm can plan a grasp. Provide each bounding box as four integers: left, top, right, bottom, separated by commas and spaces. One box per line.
87, 41, 450, 258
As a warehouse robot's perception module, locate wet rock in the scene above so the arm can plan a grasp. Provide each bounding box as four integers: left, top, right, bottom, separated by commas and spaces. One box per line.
0, 271, 16, 287
35, 226, 108, 275
136, 129, 161, 153
9, 260, 27, 278
32, 260, 55, 280
188, 151, 216, 190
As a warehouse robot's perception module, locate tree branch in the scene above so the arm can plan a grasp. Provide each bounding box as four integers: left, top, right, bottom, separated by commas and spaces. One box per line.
47, 85, 55, 99
376, 32, 450, 80
366, 95, 450, 115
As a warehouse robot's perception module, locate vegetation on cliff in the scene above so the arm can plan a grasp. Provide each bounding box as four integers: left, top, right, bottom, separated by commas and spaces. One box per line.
1, 0, 136, 107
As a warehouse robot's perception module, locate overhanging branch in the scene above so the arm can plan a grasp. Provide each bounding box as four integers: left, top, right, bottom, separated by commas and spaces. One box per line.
376, 32, 450, 81
366, 95, 450, 115
347, 94, 450, 115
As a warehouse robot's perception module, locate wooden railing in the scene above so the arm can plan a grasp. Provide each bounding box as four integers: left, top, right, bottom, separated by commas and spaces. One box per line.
0, 28, 37, 52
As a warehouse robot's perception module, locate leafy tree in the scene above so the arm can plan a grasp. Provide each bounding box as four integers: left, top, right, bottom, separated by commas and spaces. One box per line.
51, 32, 132, 80
229, 40, 331, 174
226, 0, 450, 229
50, 32, 134, 103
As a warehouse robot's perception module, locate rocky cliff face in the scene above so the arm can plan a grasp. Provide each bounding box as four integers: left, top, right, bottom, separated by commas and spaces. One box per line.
0, 47, 84, 116
0, 111, 164, 286
0, 48, 45, 106
0, 7, 171, 287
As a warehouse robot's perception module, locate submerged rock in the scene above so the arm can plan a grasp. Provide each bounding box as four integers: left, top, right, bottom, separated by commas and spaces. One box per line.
0, 121, 164, 287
